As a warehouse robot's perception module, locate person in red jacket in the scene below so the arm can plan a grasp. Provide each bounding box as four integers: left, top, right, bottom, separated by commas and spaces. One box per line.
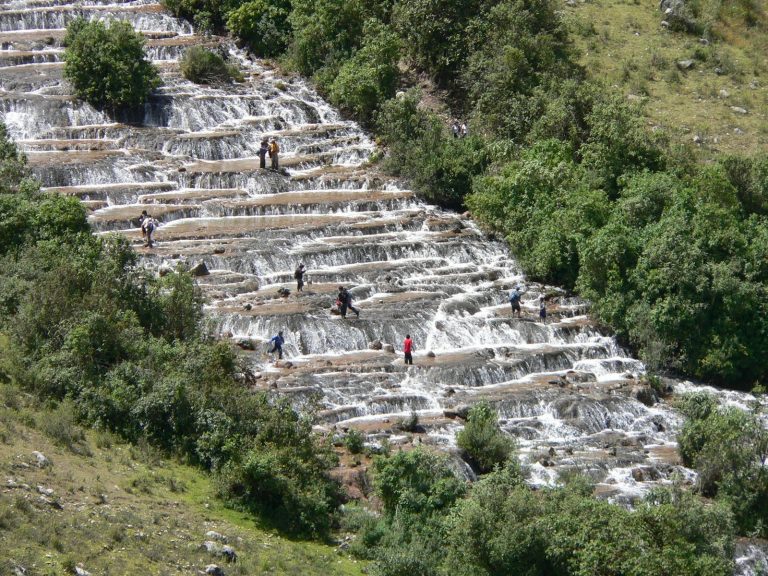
403, 334, 414, 365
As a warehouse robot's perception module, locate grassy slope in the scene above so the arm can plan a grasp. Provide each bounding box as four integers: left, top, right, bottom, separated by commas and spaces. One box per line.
0, 383, 366, 576
564, 0, 768, 156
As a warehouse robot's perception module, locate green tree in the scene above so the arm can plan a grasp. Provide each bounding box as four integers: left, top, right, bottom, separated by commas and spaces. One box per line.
456, 401, 516, 473
64, 18, 161, 111
227, 0, 292, 56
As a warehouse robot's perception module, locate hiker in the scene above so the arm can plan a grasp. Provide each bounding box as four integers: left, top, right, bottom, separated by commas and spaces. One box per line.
268, 330, 285, 361
460, 122, 468, 138
509, 286, 522, 318
403, 334, 414, 365
337, 286, 360, 319
451, 121, 460, 138
140, 211, 157, 248
269, 138, 280, 170
258, 138, 269, 169
294, 263, 306, 292
539, 296, 547, 323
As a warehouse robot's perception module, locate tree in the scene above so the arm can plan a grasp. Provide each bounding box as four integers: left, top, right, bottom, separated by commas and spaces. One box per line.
456, 401, 516, 473
64, 18, 161, 111
227, 0, 292, 56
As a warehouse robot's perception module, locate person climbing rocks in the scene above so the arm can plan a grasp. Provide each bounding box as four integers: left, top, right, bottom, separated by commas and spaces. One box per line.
294, 263, 306, 292
403, 334, 414, 365
258, 138, 269, 169
509, 286, 522, 318
338, 286, 359, 319
451, 120, 460, 138
139, 210, 158, 248
539, 295, 547, 323
269, 138, 280, 170
268, 330, 285, 361
460, 122, 468, 138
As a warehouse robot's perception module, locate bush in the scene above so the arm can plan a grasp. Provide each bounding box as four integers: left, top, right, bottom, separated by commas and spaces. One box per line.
63, 19, 160, 111
227, 0, 292, 56
345, 429, 365, 454
456, 402, 516, 474
180, 46, 236, 84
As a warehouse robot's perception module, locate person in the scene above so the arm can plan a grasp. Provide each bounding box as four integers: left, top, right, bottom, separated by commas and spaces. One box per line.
268, 330, 285, 361
509, 286, 522, 318
460, 122, 468, 138
294, 263, 306, 292
539, 296, 547, 323
403, 334, 414, 365
258, 138, 269, 169
140, 211, 157, 248
338, 286, 359, 319
269, 138, 280, 170
451, 121, 460, 138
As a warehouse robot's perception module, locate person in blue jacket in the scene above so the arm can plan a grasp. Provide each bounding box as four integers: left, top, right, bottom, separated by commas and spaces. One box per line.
268, 331, 285, 361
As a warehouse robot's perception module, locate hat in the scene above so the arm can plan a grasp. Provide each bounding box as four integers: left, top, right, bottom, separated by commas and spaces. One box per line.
299, 263, 305, 268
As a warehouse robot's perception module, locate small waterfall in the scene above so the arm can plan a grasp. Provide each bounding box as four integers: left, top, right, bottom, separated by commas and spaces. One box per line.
1, 4, 763, 571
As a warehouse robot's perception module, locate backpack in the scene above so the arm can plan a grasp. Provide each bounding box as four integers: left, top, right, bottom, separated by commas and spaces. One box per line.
509, 291, 521, 303
294, 269, 301, 279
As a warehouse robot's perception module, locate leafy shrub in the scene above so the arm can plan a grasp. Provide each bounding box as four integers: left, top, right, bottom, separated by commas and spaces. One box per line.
63, 19, 160, 111
227, 0, 292, 56
456, 401, 516, 474
180, 46, 236, 84
374, 447, 466, 518
677, 392, 768, 535
39, 399, 88, 454
328, 20, 400, 125
345, 429, 365, 454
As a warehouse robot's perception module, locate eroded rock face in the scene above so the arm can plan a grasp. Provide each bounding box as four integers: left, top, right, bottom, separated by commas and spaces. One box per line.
0, 0, 706, 504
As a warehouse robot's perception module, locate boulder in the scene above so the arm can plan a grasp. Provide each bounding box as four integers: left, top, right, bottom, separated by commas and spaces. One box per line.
631, 385, 657, 407
75, 567, 91, 576
221, 545, 238, 563
730, 106, 748, 114
383, 344, 395, 353
31, 451, 50, 468
676, 59, 695, 70
368, 340, 383, 350
190, 261, 210, 276
277, 287, 291, 297
205, 566, 225, 576
426, 351, 436, 358
205, 531, 227, 542
213, 247, 226, 254
659, 0, 697, 31
243, 303, 252, 311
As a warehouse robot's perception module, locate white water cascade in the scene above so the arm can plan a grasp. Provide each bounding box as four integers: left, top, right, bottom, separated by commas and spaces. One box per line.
1, 0, 765, 570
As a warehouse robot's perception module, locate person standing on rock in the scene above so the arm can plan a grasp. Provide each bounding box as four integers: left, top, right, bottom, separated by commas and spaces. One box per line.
539, 296, 547, 324
403, 334, 414, 365
338, 286, 359, 319
268, 330, 285, 362
258, 138, 269, 169
140, 210, 158, 248
269, 138, 280, 170
294, 263, 306, 292
509, 286, 522, 318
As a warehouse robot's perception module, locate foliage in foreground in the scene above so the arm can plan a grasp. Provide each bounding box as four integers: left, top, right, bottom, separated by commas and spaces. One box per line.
0, 124, 340, 537
352, 454, 735, 576
677, 392, 768, 536
63, 18, 161, 110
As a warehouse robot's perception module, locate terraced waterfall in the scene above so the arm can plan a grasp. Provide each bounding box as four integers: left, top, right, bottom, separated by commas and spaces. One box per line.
4, 0, 765, 552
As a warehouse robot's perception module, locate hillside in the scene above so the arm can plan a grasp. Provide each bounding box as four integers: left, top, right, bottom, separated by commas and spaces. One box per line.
565, 0, 768, 156
0, 382, 365, 576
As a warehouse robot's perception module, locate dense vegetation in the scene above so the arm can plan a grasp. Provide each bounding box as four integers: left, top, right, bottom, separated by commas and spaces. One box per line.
63, 18, 161, 111
158, 0, 768, 389
342, 448, 736, 576
180, 46, 243, 84
0, 123, 340, 538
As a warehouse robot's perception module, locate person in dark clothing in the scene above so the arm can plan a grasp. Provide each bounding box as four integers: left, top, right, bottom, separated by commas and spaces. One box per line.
539, 296, 547, 323
338, 286, 359, 319
294, 263, 306, 292
268, 331, 285, 361
403, 334, 414, 365
258, 139, 269, 169
269, 138, 279, 170
509, 286, 522, 317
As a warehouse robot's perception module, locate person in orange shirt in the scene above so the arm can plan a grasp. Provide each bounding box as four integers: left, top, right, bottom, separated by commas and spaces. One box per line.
269, 138, 280, 170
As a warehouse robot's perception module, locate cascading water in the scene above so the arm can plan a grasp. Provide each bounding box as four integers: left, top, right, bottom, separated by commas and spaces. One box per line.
1, 0, 764, 570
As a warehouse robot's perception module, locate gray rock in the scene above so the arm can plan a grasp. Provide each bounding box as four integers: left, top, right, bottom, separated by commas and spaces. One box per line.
36, 485, 54, 496
221, 545, 238, 562
368, 340, 383, 350
190, 261, 210, 276
730, 106, 748, 114
631, 385, 658, 407
205, 565, 225, 576
693, 135, 702, 144
202, 540, 220, 554
277, 287, 290, 297
718, 89, 729, 98
734, 127, 744, 135
676, 59, 695, 70
158, 265, 173, 277
383, 344, 395, 353
426, 351, 436, 358
74, 566, 91, 576
31, 451, 50, 468
714, 66, 724, 75
698, 37, 709, 45
205, 531, 227, 542
213, 247, 226, 254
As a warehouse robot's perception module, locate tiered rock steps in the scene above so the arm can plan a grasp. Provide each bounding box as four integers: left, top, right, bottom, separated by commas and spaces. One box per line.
0, 0, 687, 498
